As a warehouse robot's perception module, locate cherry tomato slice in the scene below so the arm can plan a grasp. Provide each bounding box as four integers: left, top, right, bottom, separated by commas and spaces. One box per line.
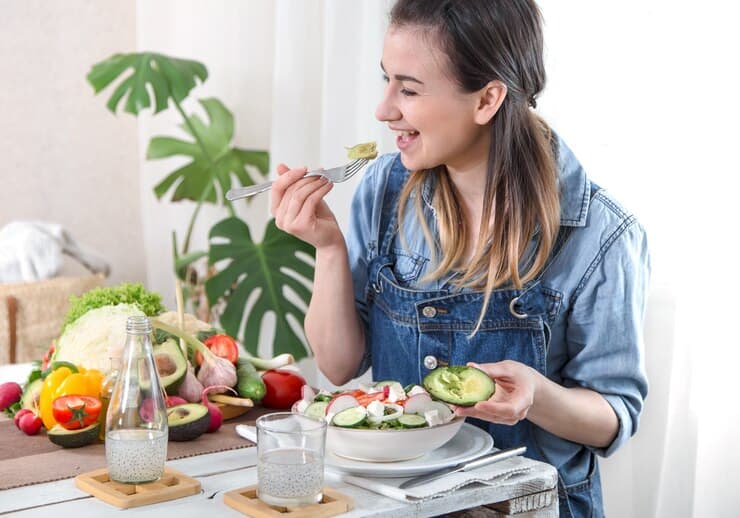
52, 395, 102, 430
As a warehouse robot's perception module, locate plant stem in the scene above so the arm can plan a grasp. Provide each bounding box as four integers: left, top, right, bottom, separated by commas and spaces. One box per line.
171, 98, 217, 255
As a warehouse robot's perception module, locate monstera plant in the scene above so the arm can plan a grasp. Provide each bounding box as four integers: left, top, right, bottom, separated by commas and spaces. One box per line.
86, 52, 316, 360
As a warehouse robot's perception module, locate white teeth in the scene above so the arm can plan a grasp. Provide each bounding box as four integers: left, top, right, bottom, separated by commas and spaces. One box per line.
396, 130, 418, 137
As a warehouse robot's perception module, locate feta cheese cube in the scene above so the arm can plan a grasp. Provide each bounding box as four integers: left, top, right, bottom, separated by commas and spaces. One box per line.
367, 400, 385, 418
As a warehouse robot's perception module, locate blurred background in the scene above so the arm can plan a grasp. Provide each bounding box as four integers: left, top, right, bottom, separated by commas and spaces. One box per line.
1, 1, 738, 515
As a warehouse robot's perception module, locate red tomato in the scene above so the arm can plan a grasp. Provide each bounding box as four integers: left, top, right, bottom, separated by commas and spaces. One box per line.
356, 392, 385, 407
196, 334, 239, 365
52, 395, 102, 430
261, 369, 306, 409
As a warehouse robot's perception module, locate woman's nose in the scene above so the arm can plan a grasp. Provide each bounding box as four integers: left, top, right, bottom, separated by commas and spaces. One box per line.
375, 88, 401, 122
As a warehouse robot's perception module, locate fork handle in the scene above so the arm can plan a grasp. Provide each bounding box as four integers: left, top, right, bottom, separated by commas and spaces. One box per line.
226, 181, 275, 201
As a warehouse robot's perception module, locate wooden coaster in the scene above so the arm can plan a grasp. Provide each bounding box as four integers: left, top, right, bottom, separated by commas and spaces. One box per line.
224, 485, 353, 517
74, 467, 201, 509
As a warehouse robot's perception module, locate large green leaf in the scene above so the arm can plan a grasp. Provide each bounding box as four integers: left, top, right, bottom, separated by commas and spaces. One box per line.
148, 98, 268, 204
87, 52, 208, 115
206, 217, 316, 360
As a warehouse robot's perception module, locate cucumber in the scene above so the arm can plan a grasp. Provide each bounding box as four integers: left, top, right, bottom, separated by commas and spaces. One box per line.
304, 401, 329, 421
235, 358, 267, 402
331, 406, 367, 428
398, 414, 427, 428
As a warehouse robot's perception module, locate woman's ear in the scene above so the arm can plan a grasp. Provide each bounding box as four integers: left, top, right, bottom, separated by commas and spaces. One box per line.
474, 80, 507, 125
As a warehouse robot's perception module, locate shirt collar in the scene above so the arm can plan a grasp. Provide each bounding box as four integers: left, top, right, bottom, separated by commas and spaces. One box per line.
416, 133, 591, 227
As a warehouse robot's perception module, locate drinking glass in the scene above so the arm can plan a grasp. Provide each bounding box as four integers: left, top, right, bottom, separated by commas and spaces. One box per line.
256, 412, 327, 507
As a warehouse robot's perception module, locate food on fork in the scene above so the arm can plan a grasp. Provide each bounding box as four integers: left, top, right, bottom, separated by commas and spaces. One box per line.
346, 141, 378, 160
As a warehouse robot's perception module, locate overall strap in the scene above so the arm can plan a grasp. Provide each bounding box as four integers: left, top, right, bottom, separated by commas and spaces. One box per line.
378, 155, 411, 256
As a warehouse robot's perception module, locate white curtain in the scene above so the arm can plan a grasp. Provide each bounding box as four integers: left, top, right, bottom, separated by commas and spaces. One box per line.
137, 1, 739, 515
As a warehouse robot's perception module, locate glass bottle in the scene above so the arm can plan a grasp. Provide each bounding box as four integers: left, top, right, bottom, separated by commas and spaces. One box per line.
98, 357, 120, 441
105, 316, 168, 484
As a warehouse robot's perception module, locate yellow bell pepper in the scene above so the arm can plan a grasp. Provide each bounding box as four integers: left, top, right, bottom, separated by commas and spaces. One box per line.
39, 364, 103, 429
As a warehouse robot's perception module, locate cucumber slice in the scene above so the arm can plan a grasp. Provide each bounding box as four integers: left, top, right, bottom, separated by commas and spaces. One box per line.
332, 406, 368, 428
398, 414, 428, 428
304, 401, 329, 421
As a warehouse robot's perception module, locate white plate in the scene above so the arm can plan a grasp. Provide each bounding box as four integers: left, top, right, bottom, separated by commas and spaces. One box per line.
325, 423, 493, 478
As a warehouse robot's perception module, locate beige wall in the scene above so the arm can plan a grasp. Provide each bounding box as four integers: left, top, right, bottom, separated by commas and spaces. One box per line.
0, 0, 144, 285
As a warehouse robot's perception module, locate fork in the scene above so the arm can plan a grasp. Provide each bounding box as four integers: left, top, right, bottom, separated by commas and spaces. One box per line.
225, 158, 370, 201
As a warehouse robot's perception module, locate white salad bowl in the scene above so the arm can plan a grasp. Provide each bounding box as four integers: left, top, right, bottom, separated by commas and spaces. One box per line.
326, 416, 466, 462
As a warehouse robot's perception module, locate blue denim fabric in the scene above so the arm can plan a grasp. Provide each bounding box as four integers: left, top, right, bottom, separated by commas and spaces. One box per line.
346, 136, 650, 518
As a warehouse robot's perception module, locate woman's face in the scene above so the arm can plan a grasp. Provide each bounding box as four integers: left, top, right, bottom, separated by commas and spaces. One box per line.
376, 26, 491, 174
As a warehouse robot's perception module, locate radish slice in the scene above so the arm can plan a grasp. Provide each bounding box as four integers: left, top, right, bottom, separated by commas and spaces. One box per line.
324, 394, 360, 416
301, 385, 316, 402
403, 393, 434, 415
292, 399, 309, 415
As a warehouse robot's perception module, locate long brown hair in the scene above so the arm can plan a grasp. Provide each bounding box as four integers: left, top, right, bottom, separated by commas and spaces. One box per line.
391, 0, 560, 332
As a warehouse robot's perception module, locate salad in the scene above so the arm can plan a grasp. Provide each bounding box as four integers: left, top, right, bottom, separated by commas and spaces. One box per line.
292, 381, 456, 430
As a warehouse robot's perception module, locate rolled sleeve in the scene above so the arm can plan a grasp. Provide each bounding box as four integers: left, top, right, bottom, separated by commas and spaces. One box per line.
563, 217, 651, 457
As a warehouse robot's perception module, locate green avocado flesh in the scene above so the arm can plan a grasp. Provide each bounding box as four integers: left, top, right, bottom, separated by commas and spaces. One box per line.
48, 423, 100, 448
167, 403, 210, 442
154, 339, 187, 395
423, 366, 495, 406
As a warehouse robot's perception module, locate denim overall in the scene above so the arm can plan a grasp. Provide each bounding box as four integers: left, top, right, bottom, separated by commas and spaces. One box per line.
364, 157, 602, 517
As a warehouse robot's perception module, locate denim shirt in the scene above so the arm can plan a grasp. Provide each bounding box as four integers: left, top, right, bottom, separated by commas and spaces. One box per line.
346, 136, 650, 517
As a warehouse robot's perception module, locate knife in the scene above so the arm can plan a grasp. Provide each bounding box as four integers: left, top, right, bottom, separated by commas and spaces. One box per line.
398, 446, 527, 490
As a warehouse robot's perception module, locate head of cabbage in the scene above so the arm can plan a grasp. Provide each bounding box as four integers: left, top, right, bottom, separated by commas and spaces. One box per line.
52, 304, 145, 372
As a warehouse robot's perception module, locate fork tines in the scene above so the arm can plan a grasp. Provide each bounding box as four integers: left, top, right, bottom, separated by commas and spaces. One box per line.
343, 158, 369, 181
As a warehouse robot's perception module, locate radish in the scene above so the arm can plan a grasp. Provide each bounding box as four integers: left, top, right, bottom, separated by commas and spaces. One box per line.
14, 408, 34, 429
202, 385, 238, 433
292, 399, 310, 415
0, 382, 22, 411
403, 393, 434, 415
165, 395, 188, 407
301, 385, 316, 402
18, 412, 42, 435
324, 394, 360, 416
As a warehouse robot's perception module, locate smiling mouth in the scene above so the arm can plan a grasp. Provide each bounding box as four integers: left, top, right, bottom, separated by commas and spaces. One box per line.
395, 130, 419, 150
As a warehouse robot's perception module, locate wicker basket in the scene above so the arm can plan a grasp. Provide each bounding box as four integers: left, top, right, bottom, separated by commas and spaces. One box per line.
0, 274, 106, 365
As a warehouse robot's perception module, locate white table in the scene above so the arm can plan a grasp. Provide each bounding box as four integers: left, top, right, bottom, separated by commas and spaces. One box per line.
0, 364, 559, 517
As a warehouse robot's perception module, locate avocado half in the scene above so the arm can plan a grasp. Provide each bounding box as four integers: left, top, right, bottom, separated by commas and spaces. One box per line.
153, 339, 187, 395
167, 403, 210, 442
423, 365, 495, 406
48, 423, 100, 448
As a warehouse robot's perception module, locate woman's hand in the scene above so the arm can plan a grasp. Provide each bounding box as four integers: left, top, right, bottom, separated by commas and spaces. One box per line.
453, 360, 540, 425
270, 163, 343, 250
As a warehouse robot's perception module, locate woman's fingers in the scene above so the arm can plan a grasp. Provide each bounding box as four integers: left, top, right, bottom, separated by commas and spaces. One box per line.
281, 176, 331, 232
456, 399, 527, 425
271, 165, 308, 214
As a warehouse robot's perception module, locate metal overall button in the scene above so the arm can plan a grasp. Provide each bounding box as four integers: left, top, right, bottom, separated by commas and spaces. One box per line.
509, 297, 528, 319
422, 306, 437, 318
423, 355, 438, 370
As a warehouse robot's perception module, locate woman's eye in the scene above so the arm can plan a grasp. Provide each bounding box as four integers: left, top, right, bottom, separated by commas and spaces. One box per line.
382, 74, 389, 83
401, 88, 417, 97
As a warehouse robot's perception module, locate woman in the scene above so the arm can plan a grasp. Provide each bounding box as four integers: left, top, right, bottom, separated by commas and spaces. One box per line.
271, 1, 649, 516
